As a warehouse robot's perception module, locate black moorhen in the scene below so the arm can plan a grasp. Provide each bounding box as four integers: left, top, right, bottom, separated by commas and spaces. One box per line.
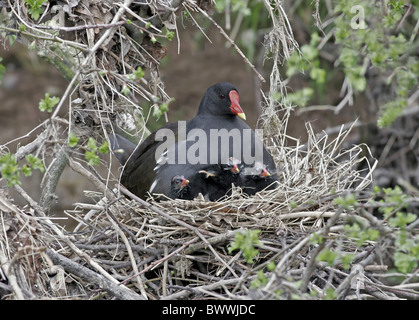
111, 82, 278, 200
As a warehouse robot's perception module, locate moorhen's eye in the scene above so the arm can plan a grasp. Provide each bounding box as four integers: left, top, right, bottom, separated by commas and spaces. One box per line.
219, 93, 226, 99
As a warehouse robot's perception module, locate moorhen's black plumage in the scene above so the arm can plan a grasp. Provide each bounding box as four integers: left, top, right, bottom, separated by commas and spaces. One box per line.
110, 82, 278, 200
108, 133, 136, 166
198, 157, 242, 201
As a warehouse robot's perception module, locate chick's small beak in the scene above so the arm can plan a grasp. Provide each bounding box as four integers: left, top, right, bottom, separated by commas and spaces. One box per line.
229, 90, 246, 120
261, 168, 271, 177
182, 178, 190, 186
232, 164, 240, 174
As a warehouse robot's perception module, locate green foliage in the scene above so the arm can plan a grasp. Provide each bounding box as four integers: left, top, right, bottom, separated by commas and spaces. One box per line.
250, 270, 269, 289
344, 222, 380, 246
121, 85, 131, 96
333, 193, 358, 210
84, 138, 109, 166
0, 153, 45, 186
341, 253, 354, 270
0, 153, 20, 186
374, 185, 409, 218
68, 132, 80, 148
316, 247, 338, 266
274, 88, 314, 108
24, 0, 46, 20
166, 30, 175, 41
282, 1, 419, 127
309, 233, 323, 245
127, 67, 145, 81
324, 288, 337, 300
228, 229, 262, 264
371, 186, 418, 273
18, 24, 27, 32
285, 33, 326, 93
99, 140, 109, 154
39, 93, 60, 113
21, 154, 45, 177
152, 99, 174, 119
0, 57, 5, 81
377, 99, 407, 128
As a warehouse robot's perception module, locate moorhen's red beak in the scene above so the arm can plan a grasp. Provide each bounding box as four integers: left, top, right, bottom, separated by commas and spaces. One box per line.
260, 168, 271, 177
182, 178, 190, 186
229, 90, 246, 120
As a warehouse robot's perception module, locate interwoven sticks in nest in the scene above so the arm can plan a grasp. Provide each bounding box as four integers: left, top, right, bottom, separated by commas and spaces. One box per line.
1, 122, 389, 300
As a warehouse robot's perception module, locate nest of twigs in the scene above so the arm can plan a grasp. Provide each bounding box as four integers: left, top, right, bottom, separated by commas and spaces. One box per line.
6, 120, 411, 300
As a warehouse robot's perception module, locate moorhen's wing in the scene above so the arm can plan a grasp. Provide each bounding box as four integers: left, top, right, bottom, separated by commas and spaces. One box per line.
121, 121, 182, 199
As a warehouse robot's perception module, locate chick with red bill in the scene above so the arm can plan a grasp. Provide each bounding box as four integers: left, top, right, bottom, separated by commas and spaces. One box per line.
170, 175, 190, 199
241, 161, 278, 196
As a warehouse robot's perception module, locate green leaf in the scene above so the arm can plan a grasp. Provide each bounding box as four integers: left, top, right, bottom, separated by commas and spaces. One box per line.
21, 165, 32, 177
394, 251, 418, 274
152, 106, 163, 119
301, 44, 318, 61
228, 229, 262, 264
85, 150, 100, 166
316, 248, 338, 266
0, 153, 20, 186
389, 212, 417, 229
24, 0, 46, 20
0, 57, 6, 81
250, 270, 269, 288
166, 30, 175, 41
99, 141, 109, 154
333, 193, 358, 209
341, 253, 354, 270
309, 67, 326, 84
377, 99, 407, 127
324, 288, 337, 300
85, 138, 101, 166
39, 93, 60, 113
133, 67, 145, 80
121, 85, 131, 96
87, 137, 97, 151
309, 233, 323, 245
25, 154, 45, 173
267, 261, 276, 271
68, 132, 80, 148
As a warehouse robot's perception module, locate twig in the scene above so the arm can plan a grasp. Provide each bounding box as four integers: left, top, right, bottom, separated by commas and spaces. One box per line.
105, 211, 148, 299
45, 249, 144, 300
121, 236, 200, 283
0, 250, 25, 300
300, 207, 344, 291
120, 186, 238, 276
14, 184, 128, 288
40, 145, 73, 212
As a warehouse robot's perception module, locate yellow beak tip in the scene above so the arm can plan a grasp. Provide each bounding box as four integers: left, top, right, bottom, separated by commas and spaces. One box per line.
237, 113, 246, 120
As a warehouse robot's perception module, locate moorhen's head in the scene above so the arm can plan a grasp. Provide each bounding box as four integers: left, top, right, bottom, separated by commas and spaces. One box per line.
246, 162, 272, 179
197, 82, 246, 120
223, 157, 241, 174
170, 175, 190, 199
